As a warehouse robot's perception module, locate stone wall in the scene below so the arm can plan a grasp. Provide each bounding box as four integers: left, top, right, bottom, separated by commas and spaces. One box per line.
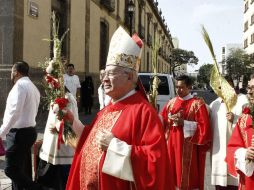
0, 66, 13, 119
0, 0, 15, 65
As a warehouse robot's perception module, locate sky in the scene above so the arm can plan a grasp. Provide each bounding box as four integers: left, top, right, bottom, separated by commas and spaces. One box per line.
157, 0, 243, 72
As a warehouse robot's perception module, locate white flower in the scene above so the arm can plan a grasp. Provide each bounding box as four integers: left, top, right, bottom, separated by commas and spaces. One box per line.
65, 93, 71, 109
53, 104, 59, 113
49, 60, 54, 65
50, 102, 54, 107
46, 60, 54, 74
65, 93, 71, 101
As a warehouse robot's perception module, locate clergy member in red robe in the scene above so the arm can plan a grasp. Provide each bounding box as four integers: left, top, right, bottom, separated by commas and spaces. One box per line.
160, 75, 211, 190
226, 74, 254, 190
63, 26, 174, 190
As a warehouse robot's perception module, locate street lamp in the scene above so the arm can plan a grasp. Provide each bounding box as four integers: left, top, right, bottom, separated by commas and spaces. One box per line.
127, 0, 135, 36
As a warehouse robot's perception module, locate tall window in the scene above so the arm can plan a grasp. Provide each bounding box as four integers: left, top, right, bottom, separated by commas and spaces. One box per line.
244, 21, 249, 32
138, 4, 144, 38
147, 14, 152, 46
124, 0, 129, 27
245, 1, 249, 13
147, 14, 150, 41
99, 20, 109, 70
244, 38, 248, 48
251, 33, 254, 44
147, 52, 150, 71
153, 23, 157, 42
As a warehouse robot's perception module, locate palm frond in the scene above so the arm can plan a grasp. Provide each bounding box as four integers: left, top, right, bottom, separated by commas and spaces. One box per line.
201, 25, 220, 71
201, 26, 216, 59
201, 25, 237, 111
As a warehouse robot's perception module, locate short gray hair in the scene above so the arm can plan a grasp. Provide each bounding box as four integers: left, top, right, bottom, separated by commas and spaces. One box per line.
121, 67, 138, 84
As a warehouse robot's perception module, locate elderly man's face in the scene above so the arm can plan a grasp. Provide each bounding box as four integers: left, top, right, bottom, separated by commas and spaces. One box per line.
247, 78, 254, 105
103, 65, 131, 101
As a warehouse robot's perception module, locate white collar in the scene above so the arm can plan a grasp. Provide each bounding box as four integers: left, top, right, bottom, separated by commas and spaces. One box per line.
179, 93, 193, 101
16, 76, 29, 83
112, 89, 136, 104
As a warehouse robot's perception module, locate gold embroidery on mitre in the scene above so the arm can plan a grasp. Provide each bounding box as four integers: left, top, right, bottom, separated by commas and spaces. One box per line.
80, 110, 122, 190
107, 53, 141, 71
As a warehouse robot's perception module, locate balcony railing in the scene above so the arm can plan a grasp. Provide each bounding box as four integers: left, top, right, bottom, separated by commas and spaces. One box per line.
100, 0, 115, 12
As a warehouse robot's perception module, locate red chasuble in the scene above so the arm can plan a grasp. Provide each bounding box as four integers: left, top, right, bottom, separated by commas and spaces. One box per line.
226, 113, 254, 190
66, 92, 174, 190
160, 96, 211, 190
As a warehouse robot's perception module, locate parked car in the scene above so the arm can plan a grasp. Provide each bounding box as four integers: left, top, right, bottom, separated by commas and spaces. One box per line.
138, 73, 176, 112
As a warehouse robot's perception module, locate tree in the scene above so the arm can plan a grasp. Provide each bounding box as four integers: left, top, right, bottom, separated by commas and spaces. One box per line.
170, 48, 199, 77
197, 64, 213, 88
226, 48, 254, 86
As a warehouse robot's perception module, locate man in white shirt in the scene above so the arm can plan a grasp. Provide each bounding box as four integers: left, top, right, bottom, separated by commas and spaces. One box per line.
63, 64, 81, 103
0, 61, 41, 190
210, 76, 248, 190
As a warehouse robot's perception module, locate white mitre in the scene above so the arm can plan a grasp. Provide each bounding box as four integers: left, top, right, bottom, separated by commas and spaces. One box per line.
106, 26, 143, 71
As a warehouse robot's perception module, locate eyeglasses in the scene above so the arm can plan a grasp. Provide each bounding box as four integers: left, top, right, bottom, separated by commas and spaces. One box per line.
103, 70, 128, 79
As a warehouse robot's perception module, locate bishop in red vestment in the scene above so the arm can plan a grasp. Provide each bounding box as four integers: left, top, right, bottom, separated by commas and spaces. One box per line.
226, 75, 254, 190
63, 26, 174, 190
160, 75, 211, 190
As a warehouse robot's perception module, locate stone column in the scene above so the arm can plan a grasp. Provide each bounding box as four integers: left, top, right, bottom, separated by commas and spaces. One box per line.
0, 0, 24, 119
0, 0, 14, 65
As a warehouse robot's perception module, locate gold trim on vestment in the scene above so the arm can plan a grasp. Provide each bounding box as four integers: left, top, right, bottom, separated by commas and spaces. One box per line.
239, 114, 249, 147
80, 110, 122, 190
180, 138, 194, 189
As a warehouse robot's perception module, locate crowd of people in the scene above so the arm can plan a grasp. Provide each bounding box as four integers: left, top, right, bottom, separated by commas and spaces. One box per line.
1, 26, 254, 190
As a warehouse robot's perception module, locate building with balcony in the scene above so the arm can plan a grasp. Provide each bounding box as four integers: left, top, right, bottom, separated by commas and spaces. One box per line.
0, 0, 174, 118
243, 0, 254, 55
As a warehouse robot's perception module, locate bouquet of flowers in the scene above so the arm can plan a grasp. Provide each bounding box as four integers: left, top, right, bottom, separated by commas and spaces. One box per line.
40, 12, 76, 149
